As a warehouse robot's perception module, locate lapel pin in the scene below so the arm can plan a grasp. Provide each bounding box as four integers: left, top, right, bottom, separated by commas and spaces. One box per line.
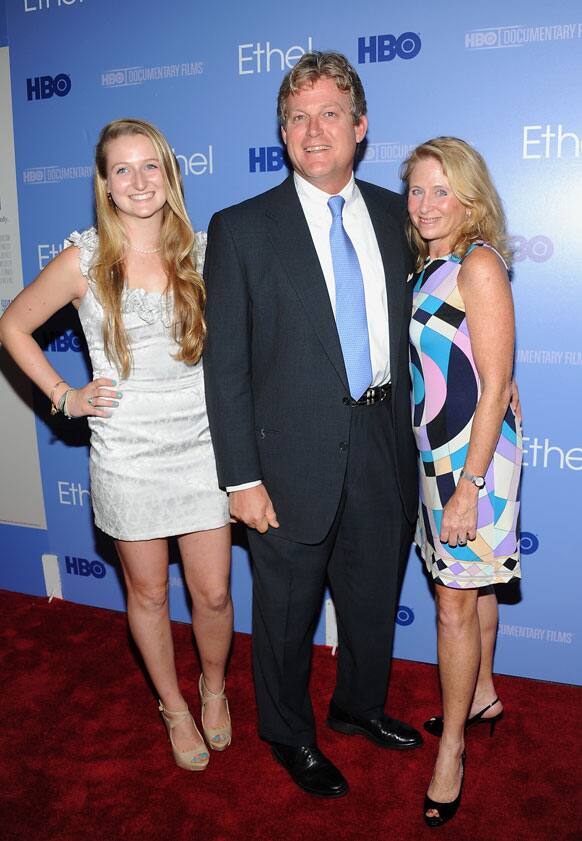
406, 272, 414, 283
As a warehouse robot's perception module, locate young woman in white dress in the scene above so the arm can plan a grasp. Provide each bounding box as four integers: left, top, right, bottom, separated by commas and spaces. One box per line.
0, 119, 232, 771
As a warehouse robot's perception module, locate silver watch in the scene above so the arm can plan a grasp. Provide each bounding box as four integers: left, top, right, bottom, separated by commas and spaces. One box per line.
460, 468, 485, 489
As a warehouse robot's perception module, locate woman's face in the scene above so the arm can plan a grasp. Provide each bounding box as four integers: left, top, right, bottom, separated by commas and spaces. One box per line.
407, 156, 467, 257
105, 133, 167, 224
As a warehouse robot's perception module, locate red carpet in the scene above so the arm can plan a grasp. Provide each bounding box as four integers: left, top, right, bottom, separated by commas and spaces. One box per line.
0, 590, 580, 841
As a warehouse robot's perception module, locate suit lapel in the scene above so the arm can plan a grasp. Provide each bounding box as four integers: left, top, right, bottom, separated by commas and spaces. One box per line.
264, 178, 349, 389
357, 180, 408, 389
263, 177, 409, 392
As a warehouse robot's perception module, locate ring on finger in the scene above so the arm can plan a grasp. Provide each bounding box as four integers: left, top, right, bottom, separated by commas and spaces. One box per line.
458, 539, 467, 545
87, 396, 94, 406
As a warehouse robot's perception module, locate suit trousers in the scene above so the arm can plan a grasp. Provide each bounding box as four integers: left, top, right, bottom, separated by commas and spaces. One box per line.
248, 395, 414, 746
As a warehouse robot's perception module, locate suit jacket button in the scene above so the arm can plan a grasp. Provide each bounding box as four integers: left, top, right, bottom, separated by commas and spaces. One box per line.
339, 442, 348, 452
342, 397, 350, 405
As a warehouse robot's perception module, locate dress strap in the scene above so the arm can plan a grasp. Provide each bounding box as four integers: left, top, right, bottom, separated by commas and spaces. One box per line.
65, 227, 205, 283
461, 239, 509, 271
65, 227, 99, 279
463, 240, 509, 269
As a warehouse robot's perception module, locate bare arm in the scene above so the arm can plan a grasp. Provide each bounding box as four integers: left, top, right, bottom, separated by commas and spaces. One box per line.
440, 247, 515, 547
0, 247, 119, 418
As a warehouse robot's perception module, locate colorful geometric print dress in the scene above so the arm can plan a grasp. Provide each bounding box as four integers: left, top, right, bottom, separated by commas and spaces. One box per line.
409, 242, 522, 589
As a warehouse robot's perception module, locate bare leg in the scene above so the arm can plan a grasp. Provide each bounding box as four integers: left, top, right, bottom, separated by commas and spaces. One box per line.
426, 585, 479, 817
471, 588, 503, 717
116, 538, 205, 753
178, 525, 232, 730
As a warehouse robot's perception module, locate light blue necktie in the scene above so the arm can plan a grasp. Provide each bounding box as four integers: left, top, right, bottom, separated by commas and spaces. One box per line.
328, 195, 373, 400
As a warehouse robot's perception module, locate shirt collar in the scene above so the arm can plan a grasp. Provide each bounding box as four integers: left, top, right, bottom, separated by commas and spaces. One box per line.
294, 172, 357, 213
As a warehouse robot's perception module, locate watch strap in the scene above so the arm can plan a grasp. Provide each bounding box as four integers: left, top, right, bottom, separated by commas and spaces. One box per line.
460, 468, 485, 488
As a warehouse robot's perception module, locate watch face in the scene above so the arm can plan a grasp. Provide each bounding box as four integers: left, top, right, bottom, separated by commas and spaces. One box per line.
460, 469, 486, 489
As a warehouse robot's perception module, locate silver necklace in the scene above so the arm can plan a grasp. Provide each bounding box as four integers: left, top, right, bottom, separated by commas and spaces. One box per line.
129, 243, 161, 254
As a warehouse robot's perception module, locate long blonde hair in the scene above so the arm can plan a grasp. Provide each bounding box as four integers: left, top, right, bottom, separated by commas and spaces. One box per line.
93, 118, 206, 378
401, 137, 511, 271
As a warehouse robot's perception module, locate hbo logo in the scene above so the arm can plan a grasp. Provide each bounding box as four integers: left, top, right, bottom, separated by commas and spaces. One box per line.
249, 146, 285, 173
396, 605, 415, 626
510, 235, 553, 263
519, 532, 539, 555
511, 234, 554, 263
65, 556, 106, 579
358, 33, 421, 63
27, 73, 71, 101
43, 329, 83, 352
465, 30, 497, 49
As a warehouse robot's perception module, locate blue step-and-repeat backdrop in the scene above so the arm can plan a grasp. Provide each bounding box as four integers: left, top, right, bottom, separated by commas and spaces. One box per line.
0, 0, 580, 685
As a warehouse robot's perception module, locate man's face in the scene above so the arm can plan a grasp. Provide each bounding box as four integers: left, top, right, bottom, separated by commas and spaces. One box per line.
281, 76, 367, 195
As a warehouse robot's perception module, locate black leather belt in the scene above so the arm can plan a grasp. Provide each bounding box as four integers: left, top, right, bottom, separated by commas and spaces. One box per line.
346, 383, 392, 406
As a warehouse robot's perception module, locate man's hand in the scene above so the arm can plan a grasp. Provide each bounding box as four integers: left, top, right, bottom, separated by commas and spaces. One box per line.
229, 485, 279, 533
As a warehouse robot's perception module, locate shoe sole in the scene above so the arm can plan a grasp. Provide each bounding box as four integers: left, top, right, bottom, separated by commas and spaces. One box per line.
271, 749, 349, 798
325, 718, 422, 750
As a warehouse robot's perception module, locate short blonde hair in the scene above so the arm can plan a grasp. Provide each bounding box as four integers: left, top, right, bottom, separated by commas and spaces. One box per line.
401, 136, 511, 270
277, 51, 367, 126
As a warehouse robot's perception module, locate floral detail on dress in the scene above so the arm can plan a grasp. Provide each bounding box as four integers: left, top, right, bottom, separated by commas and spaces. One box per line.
65, 227, 99, 278
121, 287, 174, 327
66, 227, 207, 326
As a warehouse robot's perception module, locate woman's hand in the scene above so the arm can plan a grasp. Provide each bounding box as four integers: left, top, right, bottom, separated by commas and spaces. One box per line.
439, 483, 479, 547
65, 378, 122, 418
509, 379, 522, 422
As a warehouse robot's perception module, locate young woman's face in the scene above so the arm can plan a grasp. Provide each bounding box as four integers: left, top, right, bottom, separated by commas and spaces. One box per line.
106, 133, 167, 223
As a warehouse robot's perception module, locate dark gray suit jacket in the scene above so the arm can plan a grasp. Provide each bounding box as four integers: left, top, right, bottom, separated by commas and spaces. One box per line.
203, 176, 418, 543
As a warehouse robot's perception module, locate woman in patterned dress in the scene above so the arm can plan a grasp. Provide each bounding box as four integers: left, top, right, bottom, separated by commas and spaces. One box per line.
402, 137, 522, 826
0, 120, 233, 771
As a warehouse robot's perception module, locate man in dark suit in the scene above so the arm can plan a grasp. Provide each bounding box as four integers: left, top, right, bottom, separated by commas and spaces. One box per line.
203, 52, 421, 797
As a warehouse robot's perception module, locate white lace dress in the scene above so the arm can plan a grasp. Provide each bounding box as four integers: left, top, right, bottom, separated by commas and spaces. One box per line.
66, 227, 229, 541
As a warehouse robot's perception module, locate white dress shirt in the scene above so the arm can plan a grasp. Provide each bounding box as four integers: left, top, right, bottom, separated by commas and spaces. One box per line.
294, 172, 391, 387
227, 172, 391, 492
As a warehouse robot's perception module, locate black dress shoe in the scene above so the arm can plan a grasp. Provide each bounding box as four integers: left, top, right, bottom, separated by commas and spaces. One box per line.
326, 700, 423, 750
270, 742, 349, 798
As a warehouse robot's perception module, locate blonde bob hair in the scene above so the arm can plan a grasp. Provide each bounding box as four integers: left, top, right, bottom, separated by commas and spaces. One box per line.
93, 118, 206, 379
401, 137, 511, 271
277, 51, 367, 127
